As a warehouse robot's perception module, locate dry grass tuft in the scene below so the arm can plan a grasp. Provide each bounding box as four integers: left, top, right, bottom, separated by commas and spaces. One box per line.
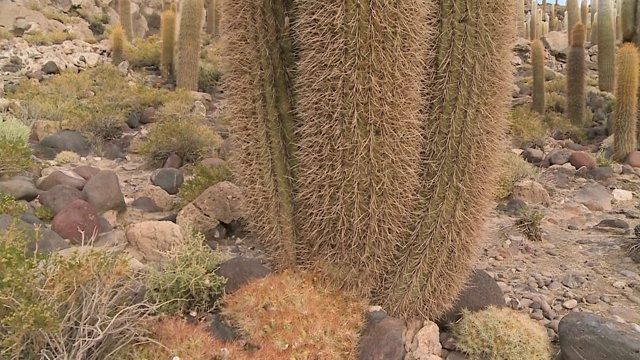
495, 152, 537, 200
222, 270, 366, 359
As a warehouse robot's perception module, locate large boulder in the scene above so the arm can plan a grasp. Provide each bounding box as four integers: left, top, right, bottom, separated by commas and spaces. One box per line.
125, 221, 185, 262
36, 170, 86, 191
51, 199, 101, 245
215, 256, 272, 294
541, 31, 569, 58
177, 181, 244, 234
574, 184, 612, 211
82, 170, 126, 214
39, 130, 91, 156
38, 184, 86, 215
0, 214, 69, 254
358, 315, 405, 360
0, 2, 49, 34
0, 177, 38, 201
558, 312, 640, 360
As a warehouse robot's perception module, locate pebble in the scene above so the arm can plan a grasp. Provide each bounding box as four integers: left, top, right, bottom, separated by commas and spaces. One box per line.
626, 294, 640, 305
620, 270, 638, 278
631, 323, 640, 333
585, 294, 600, 304
613, 281, 627, 289
563, 299, 579, 309
548, 281, 562, 290
601, 295, 612, 303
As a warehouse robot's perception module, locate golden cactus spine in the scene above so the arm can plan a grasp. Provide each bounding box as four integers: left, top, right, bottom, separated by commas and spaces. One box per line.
118, 0, 133, 40
599, 0, 616, 92
613, 43, 639, 160
175, 0, 204, 90
110, 24, 125, 65
161, 9, 176, 78
532, 39, 546, 114
567, 23, 587, 126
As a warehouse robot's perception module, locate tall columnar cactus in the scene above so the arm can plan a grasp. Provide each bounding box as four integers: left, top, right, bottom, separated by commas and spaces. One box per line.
599, 0, 616, 92
613, 43, 639, 161
592, 17, 599, 44
110, 24, 125, 65
568, 0, 581, 42
223, 0, 516, 320
532, 39, 546, 114
118, 0, 133, 40
160, 8, 175, 78
582, 0, 589, 24
518, 0, 526, 37
531, 0, 538, 39
175, 0, 204, 90
206, 0, 219, 37
622, 0, 637, 41
567, 23, 587, 126
593, 0, 599, 25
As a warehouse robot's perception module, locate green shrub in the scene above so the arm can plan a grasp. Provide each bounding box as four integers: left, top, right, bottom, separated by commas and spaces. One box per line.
145, 230, 226, 314
139, 116, 222, 166
0, 193, 28, 216
0, 223, 155, 359
198, 61, 222, 93
0, 116, 31, 143
451, 306, 551, 360
509, 106, 547, 148
495, 152, 536, 200
178, 163, 234, 206
125, 36, 162, 69
34, 205, 55, 223
0, 117, 33, 179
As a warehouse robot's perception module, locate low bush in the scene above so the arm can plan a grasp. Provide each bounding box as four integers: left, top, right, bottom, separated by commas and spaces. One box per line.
509, 106, 547, 149
125, 36, 162, 69
34, 205, 55, 223
0, 116, 33, 179
0, 193, 28, 216
24, 31, 77, 45
54, 150, 81, 164
144, 230, 226, 315
178, 163, 233, 206
495, 152, 536, 200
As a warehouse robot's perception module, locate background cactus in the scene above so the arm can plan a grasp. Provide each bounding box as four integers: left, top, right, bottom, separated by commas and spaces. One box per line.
175, 0, 204, 90
567, 23, 587, 126
518, 0, 526, 37
592, 17, 599, 43
531, 0, 538, 39
118, 0, 133, 40
222, 0, 515, 320
622, 0, 637, 41
582, 0, 589, 25
109, 25, 125, 65
599, 0, 616, 92
206, 0, 219, 37
532, 39, 546, 114
568, 0, 580, 42
160, 8, 175, 78
613, 43, 639, 161
451, 306, 552, 360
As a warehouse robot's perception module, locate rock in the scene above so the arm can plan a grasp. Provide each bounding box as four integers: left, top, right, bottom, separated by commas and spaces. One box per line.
558, 312, 640, 360
208, 314, 241, 343
358, 316, 405, 360
411, 321, 443, 360
607, 307, 640, 324
38, 184, 85, 215
437, 269, 505, 328
613, 189, 634, 202
126, 221, 185, 262
505, 198, 528, 216
569, 151, 597, 170
20, 212, 44, 226
0, 214, 69, 254
163, 153, 182, 169
51, 199, 101, 245
546, 149, 573, 166
218, 136, 233, 160
541, 31, 569, 56
72, 165, 100, 181
628, 151, 640, 167
201, 157, 226, 167
150, 168, 184, 195
577, 166, 614, 181
103, 141, 126, 160
215, 256, 272, 294
36, 170, 86, 191
562, 299, 578, 309
574, 184, 612, 211
0, 178, 38, 201
136, 184, 174, 211
522, 148, 544, 165
42, 61, 60, 75
39, 130, 91, 156
0, 2, 49, 33
594, 219, 630, 230
131, 197, 163, 213
177, 181, 244, 234
82, 170, 126, 214
139, 107, 157, 124
511, 180, 550, 206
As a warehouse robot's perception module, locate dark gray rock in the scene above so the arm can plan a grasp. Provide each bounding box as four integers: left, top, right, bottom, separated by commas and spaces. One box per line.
215, 256, 272, 294
38, 184, 85, 215
20, 212, 45, 226
39, 130, 90, 156
0, 214, 69, 254
151, 168, 184, 195
558, 312, 640, 360
131, 197, 163, 213
208, 314, 241, 343
546, 149, 573, 165
437, 269, 505, 328
42, 61, 59, 75
358, 316, 405, 360
522, 148, 544, 165
0, 178, 38, 201
82, 170, 126, 214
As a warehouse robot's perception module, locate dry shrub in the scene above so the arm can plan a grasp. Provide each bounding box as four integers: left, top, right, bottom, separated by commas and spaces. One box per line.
125, 36, 162, 69
0, 116, 33, 179
509, 106, 547, 148
495, 152, 536, 200
221, 270, 366, 360
127, 316, 244, 359
0, 27, 13, 40
54, 150, 81, 164
24, 31, 77, 45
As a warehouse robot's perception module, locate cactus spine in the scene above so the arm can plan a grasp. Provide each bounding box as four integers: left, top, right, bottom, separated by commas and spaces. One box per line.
531, 0, 538, 39
532, 39, 546, 114
613, 43, 639, 161
110, 24, 125, 65
175, 0, 204, 91
223, 0, 516, 320
567, 23, 587, 126
160, 8, 175, 78
599, 0, 616, 92
118, 0, 133, 40
206, 0, 219, 37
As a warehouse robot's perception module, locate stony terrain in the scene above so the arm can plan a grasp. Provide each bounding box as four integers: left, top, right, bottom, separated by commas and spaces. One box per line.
1, 0, 640, 359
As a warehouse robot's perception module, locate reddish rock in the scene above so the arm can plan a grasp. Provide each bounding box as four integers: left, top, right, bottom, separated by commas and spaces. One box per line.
73, 165, 100, 181
51, 199, 101, 245
627, 151, 640, 168
163, 153, 182, 169
569, 151, 597, 170
201, 157, 226, 167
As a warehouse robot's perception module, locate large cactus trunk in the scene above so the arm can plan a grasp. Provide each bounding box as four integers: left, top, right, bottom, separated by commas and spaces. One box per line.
222, 0, 515, 320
